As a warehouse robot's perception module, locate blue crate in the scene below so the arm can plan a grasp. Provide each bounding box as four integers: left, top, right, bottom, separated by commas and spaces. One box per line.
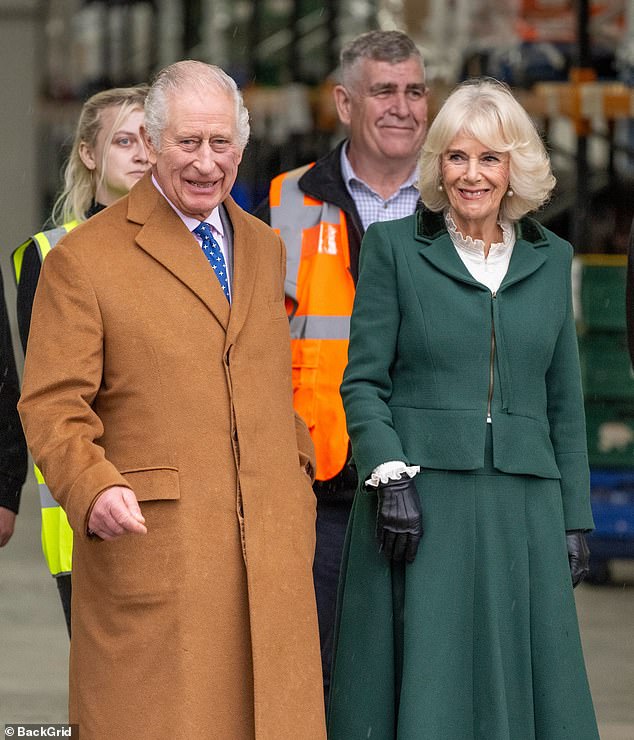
590, 468, 634, 488
588, 469, 634, 567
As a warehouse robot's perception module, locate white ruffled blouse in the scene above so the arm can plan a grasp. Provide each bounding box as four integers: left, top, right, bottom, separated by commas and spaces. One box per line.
445, 211, 516, 295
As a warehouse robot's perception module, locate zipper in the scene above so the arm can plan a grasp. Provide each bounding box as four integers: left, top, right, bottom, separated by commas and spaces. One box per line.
486, 291, 497, 423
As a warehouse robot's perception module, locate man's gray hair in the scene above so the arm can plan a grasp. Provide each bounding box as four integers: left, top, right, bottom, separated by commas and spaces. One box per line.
144, 60, 250, 151
340, 30, 424, 89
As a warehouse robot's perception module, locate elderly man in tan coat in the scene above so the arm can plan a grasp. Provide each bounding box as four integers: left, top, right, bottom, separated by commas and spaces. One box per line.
18, 60, 326, 740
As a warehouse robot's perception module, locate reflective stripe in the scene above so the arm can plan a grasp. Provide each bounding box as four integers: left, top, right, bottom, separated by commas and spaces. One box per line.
38, 481, 59, 509
290, 314, 350, 340
31, 230, 54, 262
12, 221, 78, 284
32, 222, 79, 263
271, 164, 315, 302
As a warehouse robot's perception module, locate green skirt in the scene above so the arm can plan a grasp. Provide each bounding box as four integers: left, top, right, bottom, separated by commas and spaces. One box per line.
328, 430, 599, 740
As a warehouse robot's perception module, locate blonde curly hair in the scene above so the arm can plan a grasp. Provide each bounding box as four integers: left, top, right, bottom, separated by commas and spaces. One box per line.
419, 77, 555, 222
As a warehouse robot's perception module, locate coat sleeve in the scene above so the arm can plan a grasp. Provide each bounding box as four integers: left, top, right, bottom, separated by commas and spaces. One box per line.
18, 244, 130, 535
340, 223, 409, 483
0, 267, 27, 513
545, 243, 594, 531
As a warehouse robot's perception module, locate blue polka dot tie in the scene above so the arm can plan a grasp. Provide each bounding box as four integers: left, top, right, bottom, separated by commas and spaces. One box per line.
193, 221, 231, 303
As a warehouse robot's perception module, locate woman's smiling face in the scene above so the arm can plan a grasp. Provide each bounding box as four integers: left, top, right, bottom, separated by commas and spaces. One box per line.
441, 133, 510, 236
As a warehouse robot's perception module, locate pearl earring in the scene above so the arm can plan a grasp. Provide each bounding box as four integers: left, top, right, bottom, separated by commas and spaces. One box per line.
438, 183, 444, 192
506, 188, 514, 197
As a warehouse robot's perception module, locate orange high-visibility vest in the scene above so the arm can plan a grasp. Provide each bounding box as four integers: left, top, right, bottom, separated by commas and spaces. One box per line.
270, 165, 356, 481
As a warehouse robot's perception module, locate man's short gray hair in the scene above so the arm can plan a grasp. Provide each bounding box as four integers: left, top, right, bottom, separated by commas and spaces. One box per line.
340, 30, 424, 89
144, 60, 250, 151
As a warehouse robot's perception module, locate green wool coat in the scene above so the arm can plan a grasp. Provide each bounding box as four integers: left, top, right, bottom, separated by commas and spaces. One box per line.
341, 209, 594, 532
328, 209, 598, 739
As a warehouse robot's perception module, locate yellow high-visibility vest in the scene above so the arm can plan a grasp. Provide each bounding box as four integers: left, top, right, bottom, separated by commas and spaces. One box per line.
12, 221, 78, 576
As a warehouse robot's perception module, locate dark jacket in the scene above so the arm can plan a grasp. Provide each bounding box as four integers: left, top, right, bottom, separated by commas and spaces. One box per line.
16, 241, 41, 353
0, 267, 27, 513
254, 140, 365, 281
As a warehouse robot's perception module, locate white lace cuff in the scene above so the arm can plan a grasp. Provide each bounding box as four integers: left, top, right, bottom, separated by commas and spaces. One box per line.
365, 460, 421, 488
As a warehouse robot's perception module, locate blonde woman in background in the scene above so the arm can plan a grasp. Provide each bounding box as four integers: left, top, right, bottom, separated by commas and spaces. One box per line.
12, 85, 149, 636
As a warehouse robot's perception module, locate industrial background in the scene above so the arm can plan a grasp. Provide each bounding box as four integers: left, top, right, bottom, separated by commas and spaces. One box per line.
0, 1, 633, 737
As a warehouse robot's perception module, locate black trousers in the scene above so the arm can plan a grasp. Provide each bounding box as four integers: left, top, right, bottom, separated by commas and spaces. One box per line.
55, 573, 72, 638
313, 465, 356, 711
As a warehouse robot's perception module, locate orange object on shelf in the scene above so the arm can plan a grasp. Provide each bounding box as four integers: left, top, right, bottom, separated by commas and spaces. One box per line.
532, 79, 634, 124
517, 0, 625, 43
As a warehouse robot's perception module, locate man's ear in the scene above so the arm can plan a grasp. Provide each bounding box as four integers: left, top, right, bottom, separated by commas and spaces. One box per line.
333, 84, 352, 127
78, 142, 97, 171
140, 125, 158, 166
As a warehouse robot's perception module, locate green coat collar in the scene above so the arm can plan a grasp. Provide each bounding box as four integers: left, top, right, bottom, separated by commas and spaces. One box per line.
413, 208, 550, 293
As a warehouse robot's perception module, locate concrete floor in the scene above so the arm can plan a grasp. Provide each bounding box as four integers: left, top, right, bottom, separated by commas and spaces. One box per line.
1, 474, 633, 737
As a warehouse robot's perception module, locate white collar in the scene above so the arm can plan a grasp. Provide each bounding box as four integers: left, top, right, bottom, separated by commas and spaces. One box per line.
444, 211, 514, 259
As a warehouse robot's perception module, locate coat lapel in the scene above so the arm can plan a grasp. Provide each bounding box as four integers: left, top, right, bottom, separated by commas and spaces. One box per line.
499, 221, 549, 292
224, 197, 260, 347
414, 208, 550, 292
128, 174, 230, 330
417, 233, 485, 288
414, 210, 483, 288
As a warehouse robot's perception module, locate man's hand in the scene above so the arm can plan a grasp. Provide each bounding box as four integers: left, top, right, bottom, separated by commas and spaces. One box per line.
88, 486, 147, 541
0, 506, 17, 547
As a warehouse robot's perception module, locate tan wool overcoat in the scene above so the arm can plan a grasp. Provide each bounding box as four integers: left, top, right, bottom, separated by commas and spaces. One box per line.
18, 173, 326, 740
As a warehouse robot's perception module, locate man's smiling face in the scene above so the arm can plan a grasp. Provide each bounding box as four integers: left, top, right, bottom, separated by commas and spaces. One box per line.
143, 86, 243, 221
336, 56, 428, 167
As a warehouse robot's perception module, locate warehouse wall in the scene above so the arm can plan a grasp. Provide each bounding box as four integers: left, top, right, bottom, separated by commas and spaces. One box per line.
0, 0, 40, 352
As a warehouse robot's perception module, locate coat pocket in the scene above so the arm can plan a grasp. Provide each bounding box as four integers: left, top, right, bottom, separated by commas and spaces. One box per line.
86, 467, 182, 601
120, 466, 180, 501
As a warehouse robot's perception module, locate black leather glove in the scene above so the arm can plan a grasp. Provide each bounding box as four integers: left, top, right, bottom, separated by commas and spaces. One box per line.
566, 530, 590, 588
375, 477, 423, 563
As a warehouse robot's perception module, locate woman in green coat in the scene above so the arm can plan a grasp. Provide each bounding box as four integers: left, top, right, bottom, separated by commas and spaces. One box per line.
328, 78, 599, 740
